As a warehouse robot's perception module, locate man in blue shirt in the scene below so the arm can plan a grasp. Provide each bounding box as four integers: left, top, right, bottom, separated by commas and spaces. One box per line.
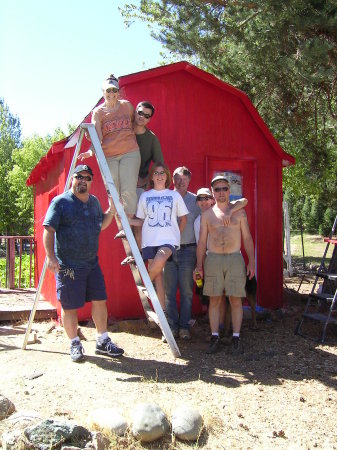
43, 164, 124, 362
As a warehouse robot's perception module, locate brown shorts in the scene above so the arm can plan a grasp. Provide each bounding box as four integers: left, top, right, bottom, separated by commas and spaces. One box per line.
203, 252, 246, 298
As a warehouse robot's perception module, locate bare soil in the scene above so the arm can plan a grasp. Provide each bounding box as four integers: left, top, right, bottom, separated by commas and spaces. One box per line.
1, 275, 337, 449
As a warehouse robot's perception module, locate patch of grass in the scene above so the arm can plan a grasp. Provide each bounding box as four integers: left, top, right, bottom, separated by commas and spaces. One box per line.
287, 233, 334, 269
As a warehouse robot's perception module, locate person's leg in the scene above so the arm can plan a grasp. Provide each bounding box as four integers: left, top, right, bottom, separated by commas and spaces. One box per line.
61, 308, 79, 340
119, 150, 141, 217
228, 296, 243, 334
91, 300, 108, 334
148, 247, 172, 310
164, 253, 179, 332
208, 296, 222, 334
177, 246, 196, 331
106, 156, 121, 196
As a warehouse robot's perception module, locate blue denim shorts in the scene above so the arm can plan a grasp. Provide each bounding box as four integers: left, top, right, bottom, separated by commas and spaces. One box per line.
55, 264, 107, 310
142, 244, 176, 262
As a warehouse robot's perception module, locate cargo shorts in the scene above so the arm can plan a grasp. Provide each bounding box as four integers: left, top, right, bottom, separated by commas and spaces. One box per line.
203, 252, 246, 298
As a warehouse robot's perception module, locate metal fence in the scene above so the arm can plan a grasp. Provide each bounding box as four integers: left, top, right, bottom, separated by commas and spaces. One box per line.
0, 236, 35, 289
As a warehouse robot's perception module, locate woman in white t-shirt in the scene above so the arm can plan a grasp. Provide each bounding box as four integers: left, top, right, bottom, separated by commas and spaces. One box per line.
129, 162, 188, 311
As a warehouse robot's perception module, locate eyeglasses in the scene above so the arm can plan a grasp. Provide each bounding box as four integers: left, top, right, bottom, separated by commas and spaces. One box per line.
213, 186, 229, 192
153, 170, 165, 176
197, 196, 213, 201
74, 175, 92, 181
106, 87, 119, 94
137, 110, 152, 119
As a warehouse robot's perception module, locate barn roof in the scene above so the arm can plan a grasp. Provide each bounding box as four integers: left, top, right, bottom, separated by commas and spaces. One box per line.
27, 61, 295, 186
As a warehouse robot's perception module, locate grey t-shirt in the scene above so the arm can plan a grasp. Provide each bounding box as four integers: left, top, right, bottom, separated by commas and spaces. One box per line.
180, 191, 200, 245
43, 191, 103, 269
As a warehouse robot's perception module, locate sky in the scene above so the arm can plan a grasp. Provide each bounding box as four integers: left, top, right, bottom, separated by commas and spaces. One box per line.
1, 0, 167, 139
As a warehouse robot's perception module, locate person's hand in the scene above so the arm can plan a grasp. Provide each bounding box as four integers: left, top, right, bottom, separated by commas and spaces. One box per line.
193, 267, 203, 281
107, 196, 116, 215
78, 150, 93, 161
246, 262, 255, 280
46, 256, 60, 274
223, 210, 232, 226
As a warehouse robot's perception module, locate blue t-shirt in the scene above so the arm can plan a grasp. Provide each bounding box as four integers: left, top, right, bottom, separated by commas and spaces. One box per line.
43, 191, 103, 269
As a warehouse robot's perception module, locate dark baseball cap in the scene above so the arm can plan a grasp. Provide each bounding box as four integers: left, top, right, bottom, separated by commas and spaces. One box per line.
73, 165, 93, 176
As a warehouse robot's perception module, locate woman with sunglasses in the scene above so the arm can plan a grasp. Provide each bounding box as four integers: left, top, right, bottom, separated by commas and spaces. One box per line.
128, 162, 189, 316
80, 74, 140, 219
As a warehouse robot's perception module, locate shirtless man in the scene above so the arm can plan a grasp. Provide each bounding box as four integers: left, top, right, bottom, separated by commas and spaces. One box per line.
194, 176, 255, 355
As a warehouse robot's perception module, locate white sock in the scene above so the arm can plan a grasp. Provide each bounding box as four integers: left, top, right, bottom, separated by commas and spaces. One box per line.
233, 333, 240, 338
97, 331, 108, 344
71, 337, 80, 345
212, 333, 219, 337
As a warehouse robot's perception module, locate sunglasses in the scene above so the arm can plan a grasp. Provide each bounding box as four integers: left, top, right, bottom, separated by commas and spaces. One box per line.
106, 87, 119, 94
74, 175, 92, 181
197, 196, 213, 201
137, 110, 152, 119
213, 186, 229, 192
153, 170, 166, 176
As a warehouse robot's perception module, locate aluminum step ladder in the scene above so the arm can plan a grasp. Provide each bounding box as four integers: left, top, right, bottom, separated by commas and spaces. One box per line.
295, 215, 337, 343
23, 123, 181, 358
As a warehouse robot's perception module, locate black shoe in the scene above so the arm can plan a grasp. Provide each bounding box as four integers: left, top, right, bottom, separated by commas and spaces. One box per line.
70, 341, 85, 362
206, 335, 220, 354
96, 337, 124, 357
231, 336, 244, 355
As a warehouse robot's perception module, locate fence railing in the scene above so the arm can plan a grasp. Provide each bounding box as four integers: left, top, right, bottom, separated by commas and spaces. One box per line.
0, 236, 35, 289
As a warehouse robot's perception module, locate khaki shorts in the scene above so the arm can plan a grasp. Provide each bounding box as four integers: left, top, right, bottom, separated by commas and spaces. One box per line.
203, 252, 246, 298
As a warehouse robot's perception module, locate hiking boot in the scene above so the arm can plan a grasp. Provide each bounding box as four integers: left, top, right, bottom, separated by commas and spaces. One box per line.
179, 328, 191, 340
96, 337, 124, 357
206, 335, 220, 354
162, 328, 179, 343
231, 336, 244, 355
70, 341, 84, 362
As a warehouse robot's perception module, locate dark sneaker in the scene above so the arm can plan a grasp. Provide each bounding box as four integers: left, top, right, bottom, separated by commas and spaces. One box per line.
96, 337, 124, 357
231, 336, 244, 355
206, 335, 220, 354
70, 341, 84, 362
179, 328, 191, 340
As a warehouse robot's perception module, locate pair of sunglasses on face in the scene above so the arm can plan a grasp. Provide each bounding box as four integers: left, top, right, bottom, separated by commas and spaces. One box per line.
74, 175, 92, 181
106, 87, 119, 94
137, 110, 152, 119
213, 186, 229, 192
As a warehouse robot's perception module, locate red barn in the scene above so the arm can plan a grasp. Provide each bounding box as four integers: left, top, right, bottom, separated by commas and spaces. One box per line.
27, 61, 295, 321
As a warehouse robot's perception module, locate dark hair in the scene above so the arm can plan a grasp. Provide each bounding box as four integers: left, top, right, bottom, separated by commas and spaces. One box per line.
136, 101, 155, 117
149, 162, 172, 189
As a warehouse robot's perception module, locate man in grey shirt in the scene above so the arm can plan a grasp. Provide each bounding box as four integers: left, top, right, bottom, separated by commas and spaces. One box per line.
164, 166, 200, 340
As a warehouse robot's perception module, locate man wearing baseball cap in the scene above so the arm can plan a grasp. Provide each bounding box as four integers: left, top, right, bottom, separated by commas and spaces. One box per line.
43, 164, 124, 362
195, 176, 255, 355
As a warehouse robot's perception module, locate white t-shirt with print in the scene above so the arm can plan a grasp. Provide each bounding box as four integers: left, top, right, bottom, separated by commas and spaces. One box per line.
136, 188, 189, 249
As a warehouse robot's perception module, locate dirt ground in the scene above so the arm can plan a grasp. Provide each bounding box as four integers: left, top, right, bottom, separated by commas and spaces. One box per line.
1, 275, 337, 449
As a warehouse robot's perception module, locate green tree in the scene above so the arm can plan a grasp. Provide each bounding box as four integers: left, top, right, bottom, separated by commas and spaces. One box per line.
121, 0, 337, 231
0, 98, 22, 234
7, 126, 74, 235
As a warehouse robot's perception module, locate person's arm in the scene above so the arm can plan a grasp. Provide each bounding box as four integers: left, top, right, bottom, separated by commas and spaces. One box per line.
128, 217, 144, 227
43, 226, 60, 274
179, 215, 187, 233
240, 210, 255, 279
223, 197, 248, 226
126, 101, 136, 123
101, 196, 116, 231
152, 135, 164, 164
194, 213, 208, 280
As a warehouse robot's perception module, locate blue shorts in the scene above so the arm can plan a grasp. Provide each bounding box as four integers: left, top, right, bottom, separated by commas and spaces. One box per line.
55, 264, 107, 310
142, 245, 176, 262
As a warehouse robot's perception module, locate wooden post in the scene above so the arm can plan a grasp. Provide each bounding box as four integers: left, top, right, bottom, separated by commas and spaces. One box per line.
8, 238, 15, 289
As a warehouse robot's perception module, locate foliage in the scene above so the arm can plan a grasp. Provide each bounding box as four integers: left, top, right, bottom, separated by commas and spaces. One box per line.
0, 254, 34, 288
121, 0, 337, 232
0, 98, 22, 235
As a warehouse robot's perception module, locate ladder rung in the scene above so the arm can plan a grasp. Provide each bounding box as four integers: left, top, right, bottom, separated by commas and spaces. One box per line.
309, 293, 336, 302
302, 312, 337, 324
136, 285, 149, 297
146, 310, 160, 325
314, 272, 337, 281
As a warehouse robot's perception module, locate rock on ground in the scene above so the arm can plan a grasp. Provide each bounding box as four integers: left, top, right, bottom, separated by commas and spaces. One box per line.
171, 405, 203, 441
131, 403, 169, 442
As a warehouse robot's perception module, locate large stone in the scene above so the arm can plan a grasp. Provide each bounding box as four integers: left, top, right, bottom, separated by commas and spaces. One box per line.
1, 429, 25, 450
90, 431, 110, 450
0, 395, 15, 420
131, 403, 169, 442
87, 407, 127, 436
171, 406, 203, 441
24, 419, 91, 450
